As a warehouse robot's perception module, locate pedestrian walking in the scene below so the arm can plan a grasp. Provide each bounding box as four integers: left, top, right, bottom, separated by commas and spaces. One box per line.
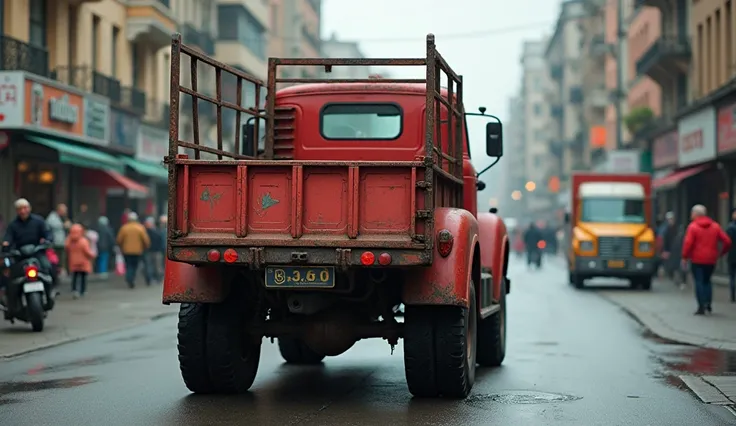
65, 224, 94, 299
660, 212, 679, 281
726, 208, 736, 302
46, 203, 71, 276
681, 204, 732, 315
116, 212, 151, 288
143, 217, 163, 283
95, 216, 116, 279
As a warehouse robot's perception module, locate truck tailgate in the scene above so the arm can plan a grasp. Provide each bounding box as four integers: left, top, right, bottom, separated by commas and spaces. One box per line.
171, 160, 428, 249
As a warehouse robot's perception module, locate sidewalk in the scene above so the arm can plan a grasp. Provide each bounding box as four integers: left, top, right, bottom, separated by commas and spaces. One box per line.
0, 274, 176, 358
598, 278, 736, 351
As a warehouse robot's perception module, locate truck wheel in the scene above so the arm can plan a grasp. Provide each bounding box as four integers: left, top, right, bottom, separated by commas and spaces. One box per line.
278, 337, 325, 364
572, 274, 585, 289
177, 303, 213, 393
477, 277, 506, 367
206, 293, 262, 393
634, 277, 652, 290
404, 282, 477, 398
26, 292, 44, 332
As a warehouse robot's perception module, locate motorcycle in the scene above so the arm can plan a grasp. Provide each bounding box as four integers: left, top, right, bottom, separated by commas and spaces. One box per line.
0, 243, 54, 332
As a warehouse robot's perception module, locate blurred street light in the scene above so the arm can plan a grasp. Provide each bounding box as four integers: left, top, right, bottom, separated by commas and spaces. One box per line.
511, 190, 522, 201
489, 197, 498, 207
525, 181, 536, 192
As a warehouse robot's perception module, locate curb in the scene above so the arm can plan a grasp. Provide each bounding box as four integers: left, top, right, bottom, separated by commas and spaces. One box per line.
0, 311, 177, 360
599, 293, 736, 351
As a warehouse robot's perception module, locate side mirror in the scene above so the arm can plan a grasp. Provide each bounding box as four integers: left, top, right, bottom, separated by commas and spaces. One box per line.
489, 207, 498, 214
476, 180, 486, 191
486, 122, 503, 157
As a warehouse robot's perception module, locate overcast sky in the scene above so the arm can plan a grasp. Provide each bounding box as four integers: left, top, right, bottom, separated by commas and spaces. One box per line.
321, 0, 561, 209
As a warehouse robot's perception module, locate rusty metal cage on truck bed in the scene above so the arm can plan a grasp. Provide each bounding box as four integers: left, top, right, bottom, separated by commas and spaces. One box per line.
166, 33, 465, 267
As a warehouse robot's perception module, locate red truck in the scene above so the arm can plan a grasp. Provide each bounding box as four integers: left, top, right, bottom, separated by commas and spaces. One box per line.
163, 33, 510, 398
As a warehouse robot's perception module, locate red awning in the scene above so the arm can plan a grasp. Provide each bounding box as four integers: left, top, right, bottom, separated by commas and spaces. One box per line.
81, 169, 149, 195
652, 164, 710, 190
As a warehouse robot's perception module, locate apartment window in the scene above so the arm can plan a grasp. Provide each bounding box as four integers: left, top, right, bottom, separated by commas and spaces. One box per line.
697, 24, 703, 95
728, 1, 733, 78
716, 9, 722, 86
112, 26, 119, 77
533, 104, 543, 116
29, 0, 47, 47
92, 15, 100, 71
218, 5, 267, 59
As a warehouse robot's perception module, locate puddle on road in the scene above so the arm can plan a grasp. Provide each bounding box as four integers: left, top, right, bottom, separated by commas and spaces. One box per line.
0, 375, 97, 397
25, 354, 148, 375
466, 390, 582, 408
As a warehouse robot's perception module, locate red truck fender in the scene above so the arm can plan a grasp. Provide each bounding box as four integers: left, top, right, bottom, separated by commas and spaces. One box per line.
403, 207, 479, 309
163, 257, 228, 304
477, 212, 510, 301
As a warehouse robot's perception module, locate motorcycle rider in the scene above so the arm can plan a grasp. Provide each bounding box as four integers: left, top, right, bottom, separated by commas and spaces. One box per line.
1, 198, 56, 309
523, 221, 544, 268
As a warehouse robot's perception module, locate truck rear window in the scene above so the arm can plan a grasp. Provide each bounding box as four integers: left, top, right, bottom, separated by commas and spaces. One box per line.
320, 103, 402, 140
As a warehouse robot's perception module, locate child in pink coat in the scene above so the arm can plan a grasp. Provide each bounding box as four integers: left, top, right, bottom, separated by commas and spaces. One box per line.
65, 224, 94, 299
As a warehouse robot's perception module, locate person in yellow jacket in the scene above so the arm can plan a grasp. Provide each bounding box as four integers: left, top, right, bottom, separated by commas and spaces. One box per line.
116, 212, 151, 288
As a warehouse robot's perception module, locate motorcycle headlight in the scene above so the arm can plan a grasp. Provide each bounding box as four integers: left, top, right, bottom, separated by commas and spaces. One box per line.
580, 241, 594, 252
638, 241, 652, 252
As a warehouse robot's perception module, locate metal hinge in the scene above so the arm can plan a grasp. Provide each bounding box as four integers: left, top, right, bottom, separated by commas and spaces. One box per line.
416, 210, 432, 219
416, 180, 432, 189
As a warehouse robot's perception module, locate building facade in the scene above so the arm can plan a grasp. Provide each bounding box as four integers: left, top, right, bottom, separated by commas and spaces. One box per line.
502, 96, 526, 217
268, 0, 321, 79
321, 33, 371, 79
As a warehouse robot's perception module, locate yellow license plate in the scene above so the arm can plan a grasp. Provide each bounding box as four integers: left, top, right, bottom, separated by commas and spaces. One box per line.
264, 266, 335, 288
607, 260, 625, 268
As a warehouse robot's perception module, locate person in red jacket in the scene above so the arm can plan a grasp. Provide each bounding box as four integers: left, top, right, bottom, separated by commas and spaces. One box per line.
682, 204, 732, 315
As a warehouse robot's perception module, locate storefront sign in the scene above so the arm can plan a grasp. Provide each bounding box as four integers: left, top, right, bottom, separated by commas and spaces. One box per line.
136, 124, 168, 164
0, 72, 24, 127
109, 107, 140, 152
677, 106, 716, 166
25, 78, 84, 136
652, 131, 678, 168
83, 96, 109, 145
48, 94, 78, 124
593, 149, 640, 173
717, 102, 736, 154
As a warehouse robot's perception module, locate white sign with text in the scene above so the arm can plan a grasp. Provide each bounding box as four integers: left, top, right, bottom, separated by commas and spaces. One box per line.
0, 72, 25, 127
678, 106, 716, 166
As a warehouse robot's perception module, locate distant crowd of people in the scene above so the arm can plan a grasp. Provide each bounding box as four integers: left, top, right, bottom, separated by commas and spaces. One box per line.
2, 200, 168, 300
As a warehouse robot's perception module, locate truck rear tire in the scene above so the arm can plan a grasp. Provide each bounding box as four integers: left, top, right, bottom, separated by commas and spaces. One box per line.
572, 273, 585, 289
404, 282, 477, 398
278, 337, 325, 364
177, 296, 262, 394
477, 277, 506, 367
633, 277, 652, 290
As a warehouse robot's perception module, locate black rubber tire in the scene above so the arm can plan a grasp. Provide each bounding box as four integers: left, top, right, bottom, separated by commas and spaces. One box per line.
26, 292, 44, 332
177, 303, 213, 393
477, 277, 506, 367
177, 297, 262, 394
573, 274, 585, 289
634, 277, 652, 290
205, 295, 262, 394
404, 282, 477, 399
278, 337, 326, 364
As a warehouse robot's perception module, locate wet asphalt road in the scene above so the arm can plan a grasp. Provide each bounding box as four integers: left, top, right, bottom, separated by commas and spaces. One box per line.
1, 256, 735, 425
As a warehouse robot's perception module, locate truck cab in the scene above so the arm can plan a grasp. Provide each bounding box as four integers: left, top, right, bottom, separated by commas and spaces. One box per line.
164, 33, 510, 399
567, 173, 656, 289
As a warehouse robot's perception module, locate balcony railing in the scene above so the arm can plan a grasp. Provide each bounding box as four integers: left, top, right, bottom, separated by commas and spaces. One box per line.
569, 87, 583, 103
121, 86, 146, 115
50, 65, 93, 91
182, 24, 216, 55
92, 72, 122, 104
635, 35, 690, 77
0, 35, 49, 77
551, 105, 563, 117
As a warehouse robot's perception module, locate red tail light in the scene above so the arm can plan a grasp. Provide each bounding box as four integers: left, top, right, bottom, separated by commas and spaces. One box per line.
537, 241, 546, 249
360, 251, 375, 265
437, 229, 454, 257
25, 266, 38, 279
207, 249, 221, 262
378, 253, 392, 265
223, 249, 238, 263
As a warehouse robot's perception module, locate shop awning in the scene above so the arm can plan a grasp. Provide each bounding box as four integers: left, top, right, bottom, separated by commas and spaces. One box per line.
80, 169, 149, 196
652, 164, 711, 190
120, 156, 168, 181
26, 135, 124, 173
